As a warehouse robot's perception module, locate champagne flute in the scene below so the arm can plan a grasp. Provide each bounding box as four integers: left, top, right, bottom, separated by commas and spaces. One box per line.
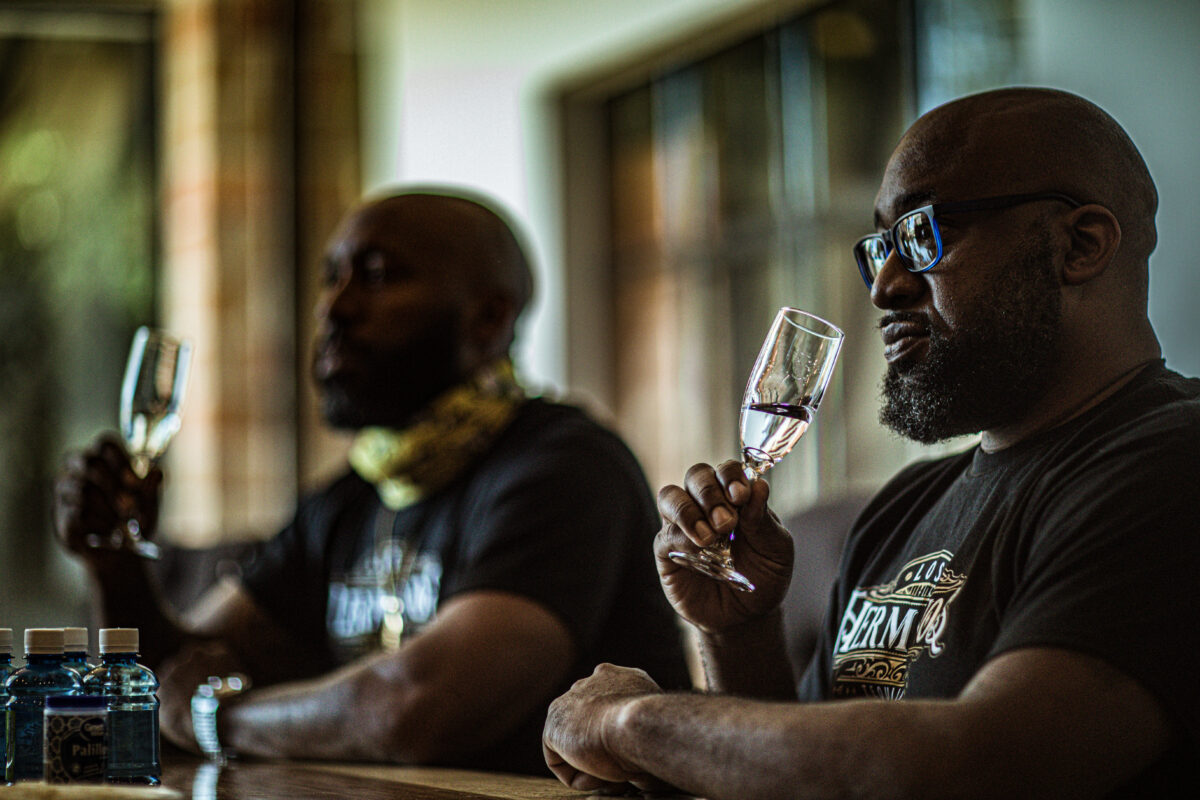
115, 326, 193, 559
669, 307, 843, 591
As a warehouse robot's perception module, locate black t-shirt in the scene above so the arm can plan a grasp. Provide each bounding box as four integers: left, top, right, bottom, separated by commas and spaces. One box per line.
798, 362, 1200, 796
239, 398, 689, 774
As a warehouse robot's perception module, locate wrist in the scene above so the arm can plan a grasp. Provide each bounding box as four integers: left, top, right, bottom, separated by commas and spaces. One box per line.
701, 607, 785, 648
606, 693, 652, 769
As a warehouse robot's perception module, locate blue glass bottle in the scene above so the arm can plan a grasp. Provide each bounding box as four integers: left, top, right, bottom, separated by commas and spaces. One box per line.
82, 628, 161, 785
5, 628, 82, 783
61, 628, 92, 679
0, 629, 17, 780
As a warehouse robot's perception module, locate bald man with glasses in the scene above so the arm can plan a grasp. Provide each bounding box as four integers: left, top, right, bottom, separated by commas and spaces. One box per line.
543, 87, 1199, 799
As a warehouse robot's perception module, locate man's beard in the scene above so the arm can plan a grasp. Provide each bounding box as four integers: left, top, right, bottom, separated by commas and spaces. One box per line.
879, 236, 1063, 444
317, 313, 463, 430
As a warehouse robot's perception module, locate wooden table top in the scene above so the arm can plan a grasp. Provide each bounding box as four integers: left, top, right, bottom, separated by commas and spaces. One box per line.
159, 756, 662, 800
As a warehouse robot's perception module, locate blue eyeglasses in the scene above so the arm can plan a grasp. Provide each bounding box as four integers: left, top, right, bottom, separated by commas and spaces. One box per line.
853, 192, 1083, 288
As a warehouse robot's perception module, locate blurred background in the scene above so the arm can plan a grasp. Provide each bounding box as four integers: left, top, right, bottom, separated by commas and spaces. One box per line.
1, 0, 1197, 635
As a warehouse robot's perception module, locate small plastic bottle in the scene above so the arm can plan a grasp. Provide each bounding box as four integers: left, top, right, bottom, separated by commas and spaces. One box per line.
61, 627, 93, 678
5, 628, 82, 782
0, 629, 17, 779
82, 627, 161, 785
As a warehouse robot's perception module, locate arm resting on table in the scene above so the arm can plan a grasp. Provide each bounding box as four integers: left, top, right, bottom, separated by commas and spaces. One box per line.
214, 589, 574, 764
554, 646, 1172, 800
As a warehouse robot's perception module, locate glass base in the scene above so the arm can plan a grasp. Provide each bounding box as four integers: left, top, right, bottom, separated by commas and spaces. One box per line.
667, 548, 756, 592
129, 539, 161, 560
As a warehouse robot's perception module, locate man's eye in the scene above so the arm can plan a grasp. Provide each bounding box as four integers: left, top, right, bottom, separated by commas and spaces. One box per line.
363, 253, 388, 284
362, 252, 411, 285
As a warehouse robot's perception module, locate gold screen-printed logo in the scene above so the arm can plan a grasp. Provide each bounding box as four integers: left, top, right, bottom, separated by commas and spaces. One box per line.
831, 551, 965, 697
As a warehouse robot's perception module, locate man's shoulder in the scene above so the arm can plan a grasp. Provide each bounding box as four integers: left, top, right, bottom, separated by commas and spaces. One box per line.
1129, 362, 1200, 421
295, 468, 376, 521
499, 397, 637, 457
1083, 362, 1200, 452
467, 397, 653, 499
509, 396, 607, 430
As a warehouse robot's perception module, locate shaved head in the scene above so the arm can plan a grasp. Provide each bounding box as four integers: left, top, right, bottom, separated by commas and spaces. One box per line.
315, 188, 536, 427
873, 88, 1163, 446
361, 190, 534, 339
889, 87, 1158, 276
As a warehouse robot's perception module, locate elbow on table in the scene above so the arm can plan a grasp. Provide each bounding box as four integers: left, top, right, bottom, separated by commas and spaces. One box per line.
365, 687, 479, 766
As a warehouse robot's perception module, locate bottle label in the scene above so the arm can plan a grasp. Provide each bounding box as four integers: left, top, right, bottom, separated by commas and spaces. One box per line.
106, 708, 161, 779
44, 710, 107, 783
8, 704, 46, 782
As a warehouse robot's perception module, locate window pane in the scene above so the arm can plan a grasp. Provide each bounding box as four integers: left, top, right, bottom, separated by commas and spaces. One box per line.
0, 9, 157, 629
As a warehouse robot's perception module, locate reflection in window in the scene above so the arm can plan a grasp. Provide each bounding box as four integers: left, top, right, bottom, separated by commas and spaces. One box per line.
604, 0, 1021, 518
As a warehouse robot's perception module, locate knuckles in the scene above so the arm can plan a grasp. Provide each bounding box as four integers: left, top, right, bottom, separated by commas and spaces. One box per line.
655, 484, 694, 523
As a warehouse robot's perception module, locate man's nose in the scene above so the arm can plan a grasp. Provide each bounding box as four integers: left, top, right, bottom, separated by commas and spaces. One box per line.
870, 250, 926, 310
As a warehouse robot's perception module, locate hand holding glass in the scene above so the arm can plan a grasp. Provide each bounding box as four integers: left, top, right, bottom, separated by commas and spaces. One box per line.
668, 307, 843, 591
113, 326, 193, 559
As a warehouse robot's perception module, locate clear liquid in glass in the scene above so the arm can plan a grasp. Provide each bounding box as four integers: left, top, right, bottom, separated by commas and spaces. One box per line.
740, 401, 813, 474
122, 409, 182, 477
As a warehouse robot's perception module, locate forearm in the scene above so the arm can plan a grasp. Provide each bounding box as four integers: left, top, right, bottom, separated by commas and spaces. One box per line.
698, 609, 796, 699
221, 667, 380, 761
221, 591, 573, 765
220, 648, 523, 764
592, 648, 1171, 800
607, 693, 940, 800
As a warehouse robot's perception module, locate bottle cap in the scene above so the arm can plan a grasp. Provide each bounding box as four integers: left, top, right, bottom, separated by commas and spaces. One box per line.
0, 628, 11, 654
98, 627, 139, 654
25, 628, 66, 655
62, 627, 89, 653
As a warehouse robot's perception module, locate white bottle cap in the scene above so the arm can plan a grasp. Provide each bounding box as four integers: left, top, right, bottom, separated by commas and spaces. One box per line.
25, 628, 66, 655
0, 628, 12, 654
62, 627, 89, 653
98, 627, 139, 654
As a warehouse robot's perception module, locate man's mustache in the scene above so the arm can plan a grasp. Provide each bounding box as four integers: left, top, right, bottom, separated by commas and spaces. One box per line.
879, 312, 931, 333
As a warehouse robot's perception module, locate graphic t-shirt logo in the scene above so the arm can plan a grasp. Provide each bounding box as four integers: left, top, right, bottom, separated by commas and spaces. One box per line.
327, 545, 443, 663
831, 550, 965, 699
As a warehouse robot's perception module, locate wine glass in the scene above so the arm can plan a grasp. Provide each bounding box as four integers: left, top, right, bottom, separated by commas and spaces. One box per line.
115, 326, 193, 559
668, 307, 843, 592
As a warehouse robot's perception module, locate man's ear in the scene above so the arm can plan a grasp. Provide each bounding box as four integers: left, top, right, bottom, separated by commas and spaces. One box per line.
466, 293, 516, 357
1062, 204, 1121, 285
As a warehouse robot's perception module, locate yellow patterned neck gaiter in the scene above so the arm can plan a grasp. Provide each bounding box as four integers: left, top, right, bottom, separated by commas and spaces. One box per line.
349, 358, 527, 510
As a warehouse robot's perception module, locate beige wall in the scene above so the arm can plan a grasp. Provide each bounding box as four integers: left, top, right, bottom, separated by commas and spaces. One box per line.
359, 0, 819, 393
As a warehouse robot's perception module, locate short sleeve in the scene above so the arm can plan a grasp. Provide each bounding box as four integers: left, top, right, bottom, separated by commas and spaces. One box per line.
444, 420, 658, 655
991, 408, 1200, 744
237, 472, 369, 663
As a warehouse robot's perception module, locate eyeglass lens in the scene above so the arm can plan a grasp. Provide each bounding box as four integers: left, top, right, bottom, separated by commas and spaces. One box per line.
897, 212, 938, 269
856, 209, 940, 285
858, 238, 888, 274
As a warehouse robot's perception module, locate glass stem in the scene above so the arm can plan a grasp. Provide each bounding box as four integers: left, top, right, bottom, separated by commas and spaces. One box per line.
130, 453, 153, 480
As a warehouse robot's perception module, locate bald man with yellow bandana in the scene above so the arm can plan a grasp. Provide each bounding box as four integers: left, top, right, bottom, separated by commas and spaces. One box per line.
55, 188, 689, 775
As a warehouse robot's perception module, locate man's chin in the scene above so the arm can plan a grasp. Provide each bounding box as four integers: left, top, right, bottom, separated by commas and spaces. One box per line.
319, 392, 368, 431
316, 380, 446, 431
879, 367, 966, 444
